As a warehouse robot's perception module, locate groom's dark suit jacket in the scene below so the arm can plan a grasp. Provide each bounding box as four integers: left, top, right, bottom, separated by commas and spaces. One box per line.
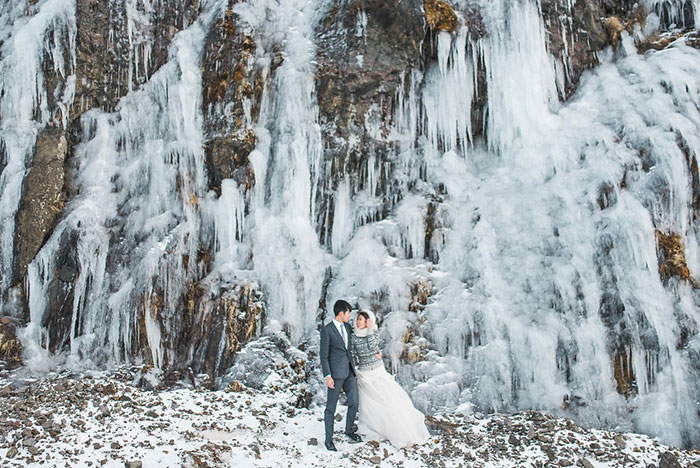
320, 321, 355, 379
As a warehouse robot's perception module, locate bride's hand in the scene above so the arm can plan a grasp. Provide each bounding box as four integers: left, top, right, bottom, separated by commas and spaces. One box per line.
375, 351, 382, 359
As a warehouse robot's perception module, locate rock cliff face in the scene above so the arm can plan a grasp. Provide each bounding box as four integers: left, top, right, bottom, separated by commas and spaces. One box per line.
13, 128, 67, 285
1, 0, 700, 448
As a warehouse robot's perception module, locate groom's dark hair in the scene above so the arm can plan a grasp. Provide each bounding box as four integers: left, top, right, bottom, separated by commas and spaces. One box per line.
333, 299, 352, 317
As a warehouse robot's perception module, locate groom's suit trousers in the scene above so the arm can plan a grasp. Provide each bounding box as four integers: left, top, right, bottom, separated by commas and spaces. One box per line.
324, 372, 358, 442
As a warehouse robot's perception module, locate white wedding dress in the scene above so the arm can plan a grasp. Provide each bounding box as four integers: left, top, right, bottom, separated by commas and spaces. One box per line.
355, 363, 431, 447
351, 313, 430, 447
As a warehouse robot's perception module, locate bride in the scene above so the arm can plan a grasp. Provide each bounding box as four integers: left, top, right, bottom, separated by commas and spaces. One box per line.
350, 309, 430, 447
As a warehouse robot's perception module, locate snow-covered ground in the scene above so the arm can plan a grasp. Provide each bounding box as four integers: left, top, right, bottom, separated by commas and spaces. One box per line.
0, 369, 698, 468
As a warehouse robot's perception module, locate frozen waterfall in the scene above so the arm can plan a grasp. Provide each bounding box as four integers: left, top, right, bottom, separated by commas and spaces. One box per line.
0, 0, 698, 448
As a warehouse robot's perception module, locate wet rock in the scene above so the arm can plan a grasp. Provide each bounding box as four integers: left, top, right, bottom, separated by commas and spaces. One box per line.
13, 128, 67, 285
657, 451, 681, 468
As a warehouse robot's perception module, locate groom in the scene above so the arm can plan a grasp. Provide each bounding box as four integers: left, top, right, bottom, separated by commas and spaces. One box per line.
320, 299, 362, 451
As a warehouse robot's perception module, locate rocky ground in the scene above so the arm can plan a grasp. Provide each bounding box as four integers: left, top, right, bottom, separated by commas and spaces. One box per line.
0, 368, 698, 468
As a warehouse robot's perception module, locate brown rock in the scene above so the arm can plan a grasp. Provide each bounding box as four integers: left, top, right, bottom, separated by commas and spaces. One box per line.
13, 128, 67, 284
227, 381, 245, 392
655, 231, 691, 283
424, 0, 458, 32
605, 17, 626, 47
0, 322, 22, 370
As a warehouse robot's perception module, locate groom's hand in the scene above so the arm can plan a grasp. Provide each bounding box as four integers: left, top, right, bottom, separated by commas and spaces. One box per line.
325, 376, 335, 389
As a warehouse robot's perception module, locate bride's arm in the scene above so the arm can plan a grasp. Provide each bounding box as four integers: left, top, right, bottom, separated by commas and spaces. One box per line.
371, 333, 382, 359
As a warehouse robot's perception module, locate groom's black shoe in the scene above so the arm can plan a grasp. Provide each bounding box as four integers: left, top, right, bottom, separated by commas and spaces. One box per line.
346, 432, 362, 443
325, 440, 337, 451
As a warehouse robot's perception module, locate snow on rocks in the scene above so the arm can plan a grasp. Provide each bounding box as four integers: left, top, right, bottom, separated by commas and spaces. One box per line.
0, 371, 698, 468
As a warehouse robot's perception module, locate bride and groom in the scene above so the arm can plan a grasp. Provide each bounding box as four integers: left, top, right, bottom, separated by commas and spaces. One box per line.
320, 299, 430, 451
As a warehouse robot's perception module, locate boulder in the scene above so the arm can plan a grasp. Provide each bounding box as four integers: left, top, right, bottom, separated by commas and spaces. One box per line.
0, 320, 22, 369
657, 451, 681, 468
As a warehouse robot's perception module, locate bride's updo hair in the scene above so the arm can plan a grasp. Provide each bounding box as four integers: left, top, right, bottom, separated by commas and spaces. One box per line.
358, 311, 370, 321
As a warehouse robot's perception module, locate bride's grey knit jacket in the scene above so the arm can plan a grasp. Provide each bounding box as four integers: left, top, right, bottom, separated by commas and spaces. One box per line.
351, 330, 382, 371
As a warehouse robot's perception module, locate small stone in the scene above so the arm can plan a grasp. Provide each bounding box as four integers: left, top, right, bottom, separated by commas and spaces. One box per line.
22, 437, 36, 447
579, 458, 595, 468
335, 413, 342, 422
28, 446, 39, 456
307, 438, 317, 446
559, 459, 573, 467
508, 434, 520, 446
144, 410, 158, 418
613, 434, 626, 449
542, 445, 556, 461
368, 440, 379, 449
124, 462, 143, 468
6, 447, 18, 458
658, 451, 681, 468
527, 425, 536, 439
227, 381, 245, 392
111, 441, 122, 449
369, 456, 381, 464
